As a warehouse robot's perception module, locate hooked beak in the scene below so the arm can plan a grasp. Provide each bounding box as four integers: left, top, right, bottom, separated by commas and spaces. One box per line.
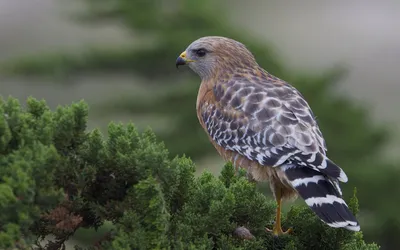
176, 51, 194, 68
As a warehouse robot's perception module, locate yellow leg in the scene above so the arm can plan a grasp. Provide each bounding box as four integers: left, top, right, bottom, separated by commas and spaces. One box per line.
266, 189, 292, 236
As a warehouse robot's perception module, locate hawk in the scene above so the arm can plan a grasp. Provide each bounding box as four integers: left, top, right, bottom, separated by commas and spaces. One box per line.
176, 36, 360, 236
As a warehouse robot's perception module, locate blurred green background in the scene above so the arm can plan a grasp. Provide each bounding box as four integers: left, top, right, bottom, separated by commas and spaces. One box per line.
0, 0, 399, 249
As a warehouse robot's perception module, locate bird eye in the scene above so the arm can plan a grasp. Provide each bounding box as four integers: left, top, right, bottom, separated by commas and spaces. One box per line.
195, 49, 207, 57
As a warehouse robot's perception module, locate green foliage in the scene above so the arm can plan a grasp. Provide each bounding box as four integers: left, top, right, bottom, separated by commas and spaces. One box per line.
0, 0, 398, 248
0, 96, 66, 249
342, 232, 381, 250
0, 97, 378, 249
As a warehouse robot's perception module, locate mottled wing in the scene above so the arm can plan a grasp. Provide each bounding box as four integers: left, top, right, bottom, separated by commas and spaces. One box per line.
200, 76, 347, 182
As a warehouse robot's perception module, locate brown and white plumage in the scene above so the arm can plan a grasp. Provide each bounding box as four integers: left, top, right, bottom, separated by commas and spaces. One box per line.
176, 36, 360, 234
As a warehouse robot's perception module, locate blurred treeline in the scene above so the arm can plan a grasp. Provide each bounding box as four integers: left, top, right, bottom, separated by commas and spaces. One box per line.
1, 1, 399, 249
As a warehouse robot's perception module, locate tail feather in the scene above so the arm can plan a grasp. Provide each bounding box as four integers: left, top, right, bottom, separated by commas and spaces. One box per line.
283, 165, 360, 231
291, 152, 348, 183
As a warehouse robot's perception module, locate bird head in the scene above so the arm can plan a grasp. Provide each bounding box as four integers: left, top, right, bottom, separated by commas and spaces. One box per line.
176, 36, 257, 80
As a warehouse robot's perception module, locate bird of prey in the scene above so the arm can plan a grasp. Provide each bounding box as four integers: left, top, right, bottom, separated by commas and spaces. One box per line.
175, 36, 360, 236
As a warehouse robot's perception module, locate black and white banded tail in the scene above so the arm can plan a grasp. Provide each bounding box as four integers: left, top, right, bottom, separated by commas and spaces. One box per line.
283, 163, 360, 231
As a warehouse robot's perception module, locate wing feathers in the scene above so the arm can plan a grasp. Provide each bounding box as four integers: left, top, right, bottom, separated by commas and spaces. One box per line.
202, 78, 345, 181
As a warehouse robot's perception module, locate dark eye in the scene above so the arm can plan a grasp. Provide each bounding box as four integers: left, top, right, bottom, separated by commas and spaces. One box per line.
195, 49, 207, 57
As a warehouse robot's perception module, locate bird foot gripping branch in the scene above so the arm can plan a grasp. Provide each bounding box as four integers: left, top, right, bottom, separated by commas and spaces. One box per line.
266, 226, 293, 237
266, 189, 293, 237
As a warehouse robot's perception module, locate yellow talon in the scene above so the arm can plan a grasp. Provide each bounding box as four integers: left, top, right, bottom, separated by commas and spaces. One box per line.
266, 188, 293, 236
266, 225, 292, 236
